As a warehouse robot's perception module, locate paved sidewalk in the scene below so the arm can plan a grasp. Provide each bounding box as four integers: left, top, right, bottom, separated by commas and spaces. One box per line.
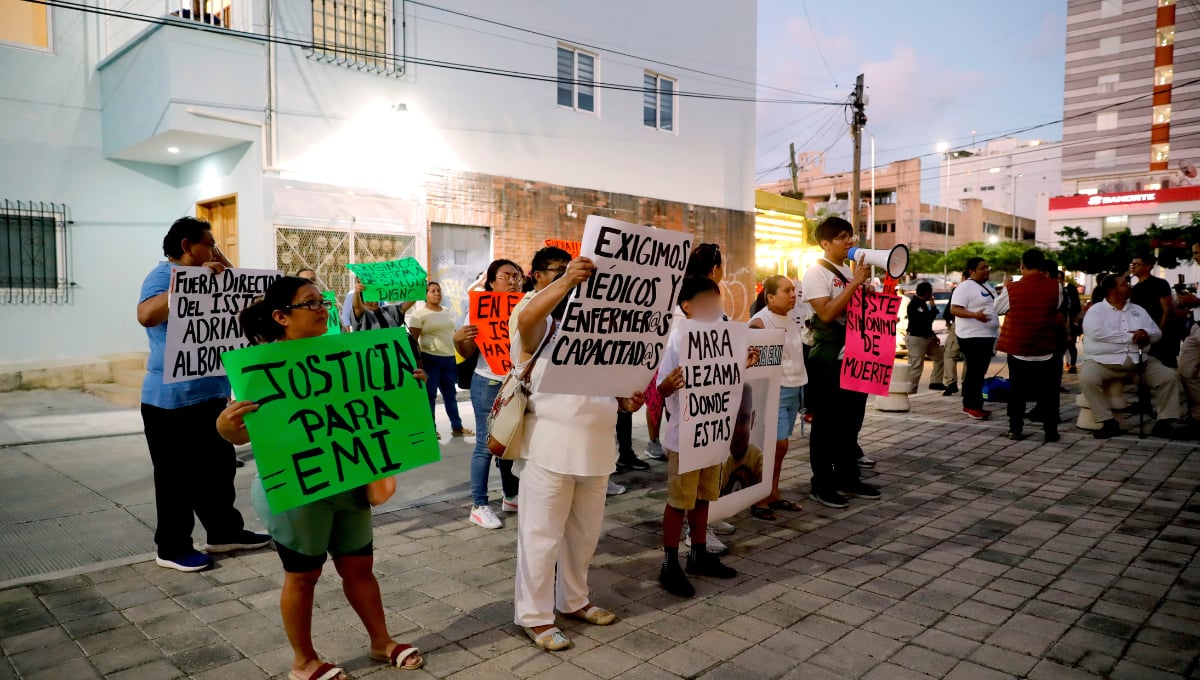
1, 379, 1199, 679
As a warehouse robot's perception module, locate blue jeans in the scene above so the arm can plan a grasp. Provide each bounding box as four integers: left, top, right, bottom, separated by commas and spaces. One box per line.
470, 372, 518, 507
422, 353, 463, 431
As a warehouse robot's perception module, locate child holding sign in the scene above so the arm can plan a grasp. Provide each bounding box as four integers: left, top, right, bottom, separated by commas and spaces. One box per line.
215, 277, 426, 678
656, 277, 740, 598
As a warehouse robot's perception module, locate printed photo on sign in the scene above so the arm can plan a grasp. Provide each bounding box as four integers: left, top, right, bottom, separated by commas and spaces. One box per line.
677, 319, 748, 474
538, 216, 693, 397
544, 239, 582, 259
469, 291, 524, 375
840, 289, 902, 396
346, 258, 427, 303
710, 328, 784, 523
163, 266, 284, 384
220, 327, 440, 513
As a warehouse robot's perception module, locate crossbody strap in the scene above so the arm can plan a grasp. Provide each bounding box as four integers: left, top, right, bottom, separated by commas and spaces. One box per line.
518, 319, 558, 382
818, 258, 851, 285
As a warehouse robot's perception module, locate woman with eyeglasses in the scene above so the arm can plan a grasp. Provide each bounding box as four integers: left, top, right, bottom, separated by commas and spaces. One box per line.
215, 276, 426, 680
136, 216, 270, 573
452, 259, 526, 530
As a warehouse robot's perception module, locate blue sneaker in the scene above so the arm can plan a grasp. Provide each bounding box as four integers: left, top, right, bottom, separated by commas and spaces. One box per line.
156, 551, 213, 572
203, 530, 272, 553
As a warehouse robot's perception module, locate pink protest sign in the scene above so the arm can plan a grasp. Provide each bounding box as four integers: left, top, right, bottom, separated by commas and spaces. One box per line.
839, 289, 902, 396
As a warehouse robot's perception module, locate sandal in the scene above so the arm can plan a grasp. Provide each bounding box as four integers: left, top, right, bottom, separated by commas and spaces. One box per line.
369, 642, 424, 670
750, 505, 777, 521
451, 428, 474, 436
524, 626, 571, 651
288, 663, 346, 680
768, 499, 802, 512
562, 605, 616, 626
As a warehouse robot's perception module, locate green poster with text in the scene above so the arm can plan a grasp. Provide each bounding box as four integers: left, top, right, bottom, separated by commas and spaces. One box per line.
222, 327, 439, 513
322, 291, 341, 335
345, 258, 427, 303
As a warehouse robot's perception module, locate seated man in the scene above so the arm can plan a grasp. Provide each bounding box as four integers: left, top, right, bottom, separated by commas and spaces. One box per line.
1081, 274, 1187, 440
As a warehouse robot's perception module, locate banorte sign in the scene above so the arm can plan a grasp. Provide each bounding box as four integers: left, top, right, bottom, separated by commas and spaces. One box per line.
1049, 185, 1200, 211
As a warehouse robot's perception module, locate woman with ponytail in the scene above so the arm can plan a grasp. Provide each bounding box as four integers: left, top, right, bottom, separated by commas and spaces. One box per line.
216, 276, 426, 680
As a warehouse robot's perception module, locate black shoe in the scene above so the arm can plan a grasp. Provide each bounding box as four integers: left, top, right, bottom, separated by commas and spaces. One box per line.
857, 456, 876, 468
1150, 419, 1190, 440
1067, 366, 1077, 374
929, 383, 947, 391
1093, 420, 1122, 439
1003, 430, 1026, 441
660, 559, 695, 597
942, 385, 959, 396
686, 551, 738, 579
809, 489, 849, 508
1045, 431, 1060, 443
203, 530, 272, 554
616, 454, 649, 472
837, 482, 881, 500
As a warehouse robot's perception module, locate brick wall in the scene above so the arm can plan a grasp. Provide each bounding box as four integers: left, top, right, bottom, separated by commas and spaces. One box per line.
424, 170, 757, 320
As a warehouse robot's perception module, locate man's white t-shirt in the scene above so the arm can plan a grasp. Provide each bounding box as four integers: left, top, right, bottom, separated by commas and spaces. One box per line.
801, 259, 852, 322
950, 279, 1000, 339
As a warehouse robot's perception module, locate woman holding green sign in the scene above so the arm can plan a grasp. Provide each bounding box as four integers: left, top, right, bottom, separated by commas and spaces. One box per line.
216, 276, 425, 678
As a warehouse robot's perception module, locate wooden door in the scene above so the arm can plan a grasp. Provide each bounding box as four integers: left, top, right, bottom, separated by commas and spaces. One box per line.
196, 194, 238, 266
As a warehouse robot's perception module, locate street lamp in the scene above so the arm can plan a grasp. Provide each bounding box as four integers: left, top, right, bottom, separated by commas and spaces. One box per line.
937, 142, 950, 280
1011, 171, 1024, 242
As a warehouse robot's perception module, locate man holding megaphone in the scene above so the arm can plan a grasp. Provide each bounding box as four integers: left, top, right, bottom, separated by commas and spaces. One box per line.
800, 217, 884, 509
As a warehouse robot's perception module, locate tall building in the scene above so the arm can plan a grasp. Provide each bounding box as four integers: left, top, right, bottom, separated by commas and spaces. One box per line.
942, 138, 1062, 219
1039, 0, 1198, 244
0, 0, 758, 363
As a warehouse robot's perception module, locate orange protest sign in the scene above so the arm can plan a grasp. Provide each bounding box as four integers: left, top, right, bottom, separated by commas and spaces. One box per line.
544, 239, 582, 259
469, 291, 525, 375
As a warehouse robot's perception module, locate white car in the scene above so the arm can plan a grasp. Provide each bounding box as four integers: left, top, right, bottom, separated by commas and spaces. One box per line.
895, 291, 950, 358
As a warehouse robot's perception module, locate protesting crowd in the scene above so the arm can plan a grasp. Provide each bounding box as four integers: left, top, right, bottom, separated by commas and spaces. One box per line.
134, 212, 1182, 680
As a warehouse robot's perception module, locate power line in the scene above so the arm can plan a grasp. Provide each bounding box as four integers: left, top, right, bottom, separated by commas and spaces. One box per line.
34, 0, 842, 107
800, 0, 838, 88
404, 0, 843, 103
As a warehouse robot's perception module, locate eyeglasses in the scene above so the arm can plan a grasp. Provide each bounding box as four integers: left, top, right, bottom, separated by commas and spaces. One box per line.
832, 234, 857, 242
495, 272, 524, 281
284, 299, 333, 312
539, 266, 567, 274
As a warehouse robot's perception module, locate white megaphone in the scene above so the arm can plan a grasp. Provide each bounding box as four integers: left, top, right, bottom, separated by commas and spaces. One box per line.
848, 244, 909, 279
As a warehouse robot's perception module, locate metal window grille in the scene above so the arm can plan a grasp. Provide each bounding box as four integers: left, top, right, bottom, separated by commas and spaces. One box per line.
310, 0, 405, 75
275, 225, 417, 299
1, 201, 72, 305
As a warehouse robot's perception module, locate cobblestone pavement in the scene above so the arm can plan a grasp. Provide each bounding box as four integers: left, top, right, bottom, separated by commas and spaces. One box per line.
1, 380, 1198, 679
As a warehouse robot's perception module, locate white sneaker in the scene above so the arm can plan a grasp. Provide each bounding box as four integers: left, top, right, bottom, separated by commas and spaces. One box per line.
709, 521, 736, 535
606, 480, 627, 496
683, 527, 728, 554
469, 505, 502, 529
645, 441, 665, 459
502, 496, 519, 513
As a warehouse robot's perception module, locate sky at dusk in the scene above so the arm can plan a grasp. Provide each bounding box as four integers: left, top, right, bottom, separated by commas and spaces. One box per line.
755, 0, 1068, 200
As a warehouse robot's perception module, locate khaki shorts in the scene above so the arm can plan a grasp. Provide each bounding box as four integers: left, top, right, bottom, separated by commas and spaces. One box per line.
666, 450, 721, 510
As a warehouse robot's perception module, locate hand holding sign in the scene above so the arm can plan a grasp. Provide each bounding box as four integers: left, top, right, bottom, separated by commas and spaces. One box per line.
840, 289, 902, 396
346, 258, 427, 303
677, 320, 748, 474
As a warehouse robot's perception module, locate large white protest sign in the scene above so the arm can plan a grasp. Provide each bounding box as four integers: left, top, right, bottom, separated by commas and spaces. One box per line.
538, 216, 693, 397
709, 328, 784, 522
676, 320, 748, 474
163, 266, 284, 384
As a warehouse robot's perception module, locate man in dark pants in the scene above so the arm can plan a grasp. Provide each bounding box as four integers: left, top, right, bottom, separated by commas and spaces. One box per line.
800, 217, 880, 509
137, 217, 270, 572
995, 249, 1064, 442
950, 257, 999, 420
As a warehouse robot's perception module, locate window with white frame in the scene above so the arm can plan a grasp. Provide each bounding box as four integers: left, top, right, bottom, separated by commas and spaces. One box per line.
0, 0, 49, 49
557, 46, 597, 113
1097, 111, 1118, 131
643, 72, 676, 131
310, 0, 404, 75
1159, 212, 1180, 227
1097, 73, 1119, 94
1, 200, 71, 304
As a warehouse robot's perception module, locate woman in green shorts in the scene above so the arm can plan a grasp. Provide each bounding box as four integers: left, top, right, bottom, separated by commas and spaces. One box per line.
216, 276, 425, 680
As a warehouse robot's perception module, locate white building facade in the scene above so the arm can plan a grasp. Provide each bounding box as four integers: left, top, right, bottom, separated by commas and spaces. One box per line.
941, 138, 1062, 220
0, 0, 758, 363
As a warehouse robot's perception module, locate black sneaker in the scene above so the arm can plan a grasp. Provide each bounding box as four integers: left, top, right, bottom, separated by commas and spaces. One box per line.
929, 383, 947, 391
942, 385, 959, 396
1044, 431, 1061, 443
837, 482, 881, 500
1150, 419, 1191, 440
809, 489, 849, 508
1093, 420, 1122, 440
686, 551, 738, 579
659, 560, 695, 597
203, 530, 272, 554
1003, 431, 1026, 441
857, 456, 876, 468
617, 454, 650, 471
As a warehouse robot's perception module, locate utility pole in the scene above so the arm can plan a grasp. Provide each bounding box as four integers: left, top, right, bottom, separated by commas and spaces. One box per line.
789, 142, 799, 196
849, 74, 867, 235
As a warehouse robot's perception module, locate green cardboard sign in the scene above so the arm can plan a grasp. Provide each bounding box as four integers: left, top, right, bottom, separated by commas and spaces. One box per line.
346, 258, 427, 303
221, 327, 440, 513
322, 291, 341, 336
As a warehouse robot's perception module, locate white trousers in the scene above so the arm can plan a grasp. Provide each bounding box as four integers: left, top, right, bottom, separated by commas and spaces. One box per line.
513, 460, 608, 627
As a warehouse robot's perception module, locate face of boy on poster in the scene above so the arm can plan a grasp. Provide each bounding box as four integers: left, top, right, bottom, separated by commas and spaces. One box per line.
221, 328, 440, 513
840, 289, 902, 396
538, 216, 694, 397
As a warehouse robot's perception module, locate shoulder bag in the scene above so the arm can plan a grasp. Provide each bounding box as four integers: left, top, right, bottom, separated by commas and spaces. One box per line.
486, 320, 556, 460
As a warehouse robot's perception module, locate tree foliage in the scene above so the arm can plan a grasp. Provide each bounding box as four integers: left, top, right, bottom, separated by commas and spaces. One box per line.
1054, 214, 1200, 275
906, 242, 1029, 276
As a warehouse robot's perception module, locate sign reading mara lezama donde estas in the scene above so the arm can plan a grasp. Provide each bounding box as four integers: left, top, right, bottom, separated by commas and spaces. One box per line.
221, 327, 440, 513
677, 320, 748, 474
163, 266, 283, 384
538, 216, 693, 397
